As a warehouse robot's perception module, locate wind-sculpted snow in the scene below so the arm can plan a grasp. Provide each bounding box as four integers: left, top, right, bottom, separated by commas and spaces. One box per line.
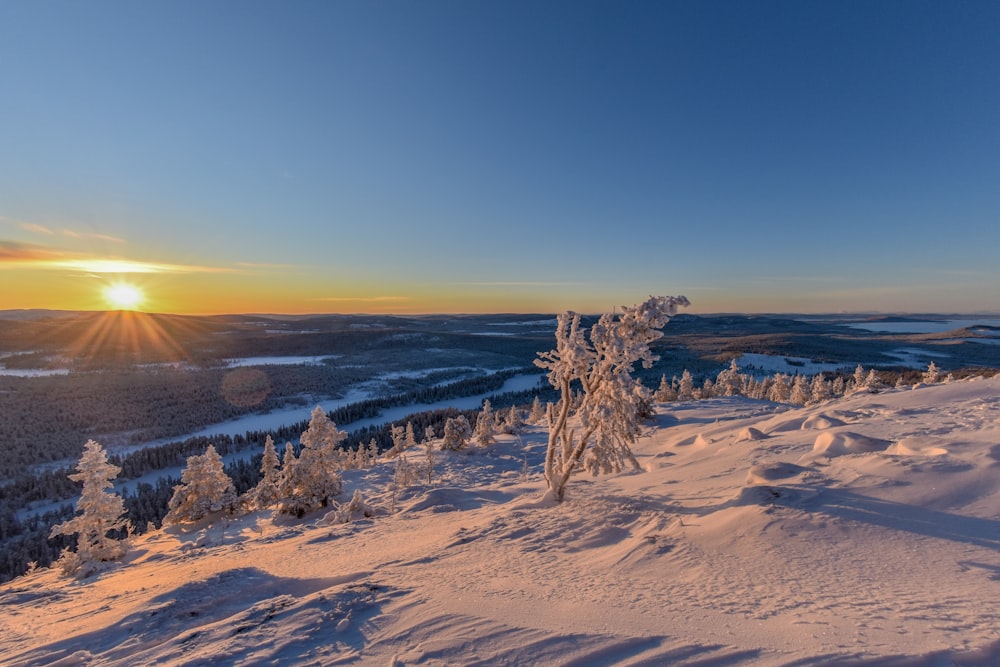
2, 376, 1000, 665
808, 431, 893, 458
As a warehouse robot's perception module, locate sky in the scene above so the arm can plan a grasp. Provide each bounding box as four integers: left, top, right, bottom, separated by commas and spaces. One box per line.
1, 0, 998, 315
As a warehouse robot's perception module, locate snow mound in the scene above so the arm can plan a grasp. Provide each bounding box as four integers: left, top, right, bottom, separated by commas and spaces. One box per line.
765, 416, 805, 433
809, 431, 892, 458
401, 487, 507, 514
675, 433, 712, 448
736, 426, 767, 441
801, 413, 847, 430
746, 461, 812, 485
886, 436, 950, 457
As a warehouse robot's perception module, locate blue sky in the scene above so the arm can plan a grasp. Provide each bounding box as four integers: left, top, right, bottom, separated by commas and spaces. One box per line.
1, 1, 998, 314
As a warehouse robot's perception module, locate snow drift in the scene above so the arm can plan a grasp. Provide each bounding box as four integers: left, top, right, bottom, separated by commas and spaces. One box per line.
2, 377, 1000, 665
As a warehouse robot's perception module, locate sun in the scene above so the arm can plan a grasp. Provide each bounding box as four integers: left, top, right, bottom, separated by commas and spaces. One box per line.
104, 283, 145, 311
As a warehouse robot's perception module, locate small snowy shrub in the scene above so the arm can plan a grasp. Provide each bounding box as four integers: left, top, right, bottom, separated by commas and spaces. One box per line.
441, 415, 472, 451
325, 490, 374, 524
923, 361, 941, 384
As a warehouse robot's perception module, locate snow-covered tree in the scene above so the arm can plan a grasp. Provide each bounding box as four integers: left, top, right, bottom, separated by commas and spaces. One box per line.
923, 361, 940, 384
745, 375, 766, 400
50, 440, 131, 573
847, 364, 867, 393
423, 426, 436, 484
768, 373, 791, 403
388, 424, 406, 458
699, 377, 715, 399
716, 359, 743, 397
164, 445, 238, 524
654, 374, 676, 402
528, 396, 546, 424
441, 415, 472, 451
474, 399, 496, 446
864, 369, 882, 392
676, 370, 696, 401
279, 441, 297, 499
809, 373, 832, 403
534, 295, 690, 501
252, 435, 281, 508
280, 406, 346, 516
501, 405, 524, 435
789, 374, 811, 405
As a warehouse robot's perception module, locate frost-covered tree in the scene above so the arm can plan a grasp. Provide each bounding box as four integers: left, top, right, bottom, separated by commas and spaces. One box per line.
528, 396, 546, 424
252, 435, 281, 508
501, 405, 524, 435
864, 369, 882, 392
923, 361, 940, 384
280, 406, 346, 516
50, 440, 131, 573
279, 441, 297, 499
847, 364, 867, 393
164, 445, 238, 524
789, 375, 811, 405
388, 424, 406, 458
768, 373, 791, 403
474, 400, 496, 446
534, 295, 690, 501
716, 359, 743, 397
746, 375, 766, 400
809, 373, 832, 403
699, 377, 715, 399
423, 426, 436, 484
654, 374, 676, 402
441, 415, 472, 451
676, 370, 696, 401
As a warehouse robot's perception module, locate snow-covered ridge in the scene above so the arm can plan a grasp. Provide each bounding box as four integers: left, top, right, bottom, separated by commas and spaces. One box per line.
3, 376, 999, 665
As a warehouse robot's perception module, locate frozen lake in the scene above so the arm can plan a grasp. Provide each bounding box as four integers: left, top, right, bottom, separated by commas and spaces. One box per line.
125, 372, 544, 452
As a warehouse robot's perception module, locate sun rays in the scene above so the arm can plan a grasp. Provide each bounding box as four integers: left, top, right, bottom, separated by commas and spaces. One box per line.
59, 310, 208, 369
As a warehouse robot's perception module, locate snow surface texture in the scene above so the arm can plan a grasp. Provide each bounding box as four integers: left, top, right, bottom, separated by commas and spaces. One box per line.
3, 378, 1000, 665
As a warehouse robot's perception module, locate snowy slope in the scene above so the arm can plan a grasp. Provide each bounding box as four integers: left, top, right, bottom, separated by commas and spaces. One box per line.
2, 377, 1000, 666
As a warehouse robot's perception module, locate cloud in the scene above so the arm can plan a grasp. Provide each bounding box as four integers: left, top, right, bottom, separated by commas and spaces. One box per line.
56, 259, 238, 274
0, 240, 238, 274
1, 215, 127, 243
21, 222, 55, 236
0, 240, 62, 262
62, 229, 126, 244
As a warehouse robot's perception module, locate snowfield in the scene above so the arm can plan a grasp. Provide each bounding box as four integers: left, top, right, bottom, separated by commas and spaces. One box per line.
3, 377, 1000, 665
